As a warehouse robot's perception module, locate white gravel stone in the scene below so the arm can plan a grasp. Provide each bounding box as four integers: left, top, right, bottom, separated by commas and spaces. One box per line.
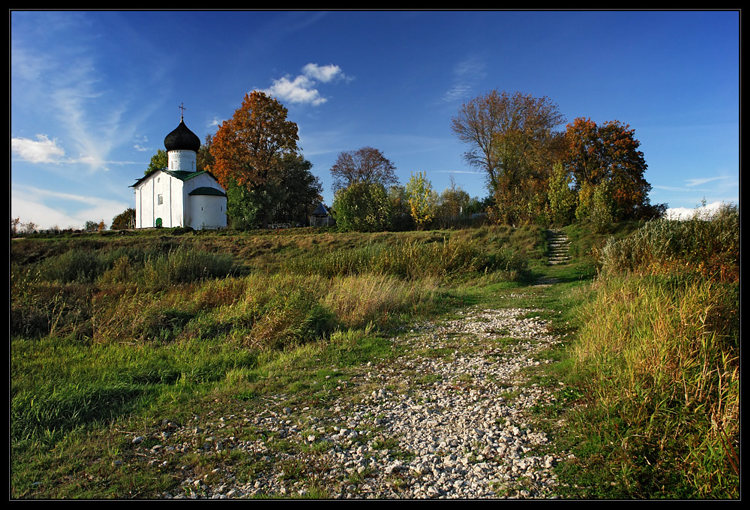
149, 306, 567, 499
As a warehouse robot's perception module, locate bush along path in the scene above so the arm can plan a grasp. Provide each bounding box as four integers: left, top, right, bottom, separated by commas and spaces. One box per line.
125, 283, 578, 499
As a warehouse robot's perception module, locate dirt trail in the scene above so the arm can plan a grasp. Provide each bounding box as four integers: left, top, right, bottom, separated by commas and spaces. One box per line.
145, 289, 571, 499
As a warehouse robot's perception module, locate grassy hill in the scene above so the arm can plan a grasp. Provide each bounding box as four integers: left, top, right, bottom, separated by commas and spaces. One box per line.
10, 214, 739, 499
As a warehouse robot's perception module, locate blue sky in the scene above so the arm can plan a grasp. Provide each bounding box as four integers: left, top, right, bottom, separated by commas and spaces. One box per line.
11, 10, 739, 229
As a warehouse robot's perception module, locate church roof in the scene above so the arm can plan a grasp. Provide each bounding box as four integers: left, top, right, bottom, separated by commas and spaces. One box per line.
129, 169, 222, 188
164, 119, 201, 152
189, 186, 226, 197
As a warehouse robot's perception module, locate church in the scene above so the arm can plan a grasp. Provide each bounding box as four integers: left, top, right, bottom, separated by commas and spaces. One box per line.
131, 109, 227, 230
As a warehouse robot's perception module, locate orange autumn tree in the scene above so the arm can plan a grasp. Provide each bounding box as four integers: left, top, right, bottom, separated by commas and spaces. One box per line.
210, 91, 300, 190
564, 117, 653, 221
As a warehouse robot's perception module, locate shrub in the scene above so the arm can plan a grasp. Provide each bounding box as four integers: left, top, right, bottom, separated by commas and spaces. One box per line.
37, 250, 105, 283
599, 204, 739, 281
332, 181, 392, 232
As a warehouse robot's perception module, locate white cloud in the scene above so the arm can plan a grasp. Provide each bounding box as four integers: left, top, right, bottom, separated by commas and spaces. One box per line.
11, 184, 130, 230
263, 74, 327, 106
11, 135, 66, 163
260, 62, 349, 106
302, 63, 346, 83
11, 134, 141, 168
665, 201, 728, 221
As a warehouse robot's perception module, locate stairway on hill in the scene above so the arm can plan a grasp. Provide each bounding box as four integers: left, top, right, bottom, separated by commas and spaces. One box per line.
547, 230, 570, 266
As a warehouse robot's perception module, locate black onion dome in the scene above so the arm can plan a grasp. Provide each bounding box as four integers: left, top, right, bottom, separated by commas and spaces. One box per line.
164, 120, 201, 152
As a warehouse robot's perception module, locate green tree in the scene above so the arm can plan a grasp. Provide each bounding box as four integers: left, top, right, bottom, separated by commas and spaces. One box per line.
406, 172, 438, 230
225, 154, 321, 229
111, 208, 136, 230
145, 149, 168, 175
332, 181, 392, 232
225, 180, 267, 230
197, 134, 215, 173
387, 185, 415, 231
436, 178, 471, 228
269, 154, 323, 225
547, 162, 576, 226
576, 180, 614, 233
589, 181, 615, 233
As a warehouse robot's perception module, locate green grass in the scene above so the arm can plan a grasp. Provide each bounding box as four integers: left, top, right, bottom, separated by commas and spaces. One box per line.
538, 209, 739, 499
10, 218, 739, 499
11, 224, 543, 498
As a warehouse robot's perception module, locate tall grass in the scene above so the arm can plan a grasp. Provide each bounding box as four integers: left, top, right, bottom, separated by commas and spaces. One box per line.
599, 204, 739, 282
567, 205, 739, 498
287, 235, 528, 280
140, 246, 236, 286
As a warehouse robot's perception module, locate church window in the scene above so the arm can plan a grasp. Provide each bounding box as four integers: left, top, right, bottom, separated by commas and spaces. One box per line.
158, 194, 163, 205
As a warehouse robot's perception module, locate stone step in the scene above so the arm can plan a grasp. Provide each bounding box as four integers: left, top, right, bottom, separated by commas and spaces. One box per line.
547, 230, 570, 264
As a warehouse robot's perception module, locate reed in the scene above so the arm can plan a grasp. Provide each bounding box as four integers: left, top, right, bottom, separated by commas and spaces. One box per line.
567, 206, 739, 498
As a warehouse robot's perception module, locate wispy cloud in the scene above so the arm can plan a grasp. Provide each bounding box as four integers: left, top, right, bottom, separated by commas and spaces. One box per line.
442, 55, 486, 103
11, 183, 130, 230
12, 14, 163, 173
685, 176, 729, 187
654, 173, 737, 194
260, 63, 350, 106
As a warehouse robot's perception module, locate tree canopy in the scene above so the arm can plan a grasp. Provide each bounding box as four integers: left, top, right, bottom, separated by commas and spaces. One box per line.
564, 117, 652, 220
332, 181, 392, 232
330, 147, 398, 192
111, 208, 136, 230
451, 90, 565, 192
210, 91, 300, 190
406, 172, 438, 230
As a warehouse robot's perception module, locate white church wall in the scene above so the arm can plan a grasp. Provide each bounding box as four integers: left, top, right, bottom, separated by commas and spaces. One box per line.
135, 171, 185, 228
136, 178, 153, 228
182, 173, 227, 229
188, 195, 227, 229
169, 174, 184, 227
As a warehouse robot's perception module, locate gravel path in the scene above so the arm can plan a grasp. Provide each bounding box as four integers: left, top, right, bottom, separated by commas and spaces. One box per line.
138, 305, 570, 499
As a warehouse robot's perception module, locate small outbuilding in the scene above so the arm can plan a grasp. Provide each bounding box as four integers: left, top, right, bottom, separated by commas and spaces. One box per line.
309, 203, 334, 227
